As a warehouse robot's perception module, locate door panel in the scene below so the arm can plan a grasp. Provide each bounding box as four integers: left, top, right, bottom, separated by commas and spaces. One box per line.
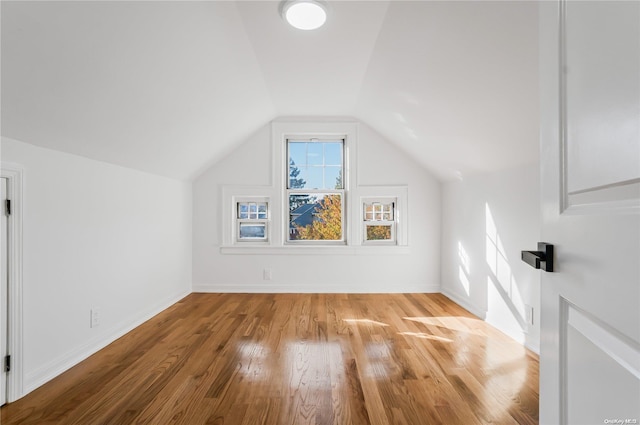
563, 0, 640, 210
564, 1, 640, 196
539, 1, 640, 424
565, 300, 640, 424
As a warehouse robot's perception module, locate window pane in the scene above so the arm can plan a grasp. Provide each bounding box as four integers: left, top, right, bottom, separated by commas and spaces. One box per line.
258, 203, 268, 219
306, 167, 323, 189
287, 140, 343, 190
238, 203, 248, 219
307, 143, 323, 165
289, 193, 342, 241
363, 202, 394, 221
366, 225, 392, 241
238, 202, 269, 220
289, 160, 307, 189
325, 166, 342, 190
324, 143, 343, 166
289, 143, 306, 167
239, 223, 266, 239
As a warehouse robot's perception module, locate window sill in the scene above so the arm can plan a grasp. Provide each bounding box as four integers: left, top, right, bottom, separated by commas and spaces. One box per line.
219, 245, 410, 255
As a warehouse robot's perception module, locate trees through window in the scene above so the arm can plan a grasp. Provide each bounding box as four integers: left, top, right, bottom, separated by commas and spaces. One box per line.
363, 200, 396, 244
287, 139, 344, 242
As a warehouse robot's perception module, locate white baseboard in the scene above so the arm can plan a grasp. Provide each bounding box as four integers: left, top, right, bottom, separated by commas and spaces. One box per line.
440, 287, 540, 355
440, 287, 487, 319
524, 340, 540, 355
193, 282, 441, 294
23, 289, 191, 397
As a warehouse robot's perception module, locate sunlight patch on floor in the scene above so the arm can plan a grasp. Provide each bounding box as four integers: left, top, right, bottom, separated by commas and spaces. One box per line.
398, 331, 453, 343
402, 316, 485, 336
344, 318, 389, 327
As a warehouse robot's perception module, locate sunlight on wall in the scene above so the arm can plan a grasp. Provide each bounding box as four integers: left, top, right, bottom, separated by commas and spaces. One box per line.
485, 203, 526, 337
458, 241, 471, 296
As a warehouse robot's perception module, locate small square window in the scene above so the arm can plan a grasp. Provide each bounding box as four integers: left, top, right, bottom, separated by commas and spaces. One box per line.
236, 201, 269, 243
363, 200, 396, 244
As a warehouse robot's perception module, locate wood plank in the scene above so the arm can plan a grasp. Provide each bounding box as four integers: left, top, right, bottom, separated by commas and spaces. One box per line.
1, 293, 539, 424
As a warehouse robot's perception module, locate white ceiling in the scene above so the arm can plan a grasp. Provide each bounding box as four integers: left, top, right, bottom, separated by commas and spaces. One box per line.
1, 1, 539, 181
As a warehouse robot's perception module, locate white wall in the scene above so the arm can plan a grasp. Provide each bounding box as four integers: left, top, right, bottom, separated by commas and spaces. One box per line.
193, 121, 441, 293
1, 137, 192, 395
441, 163, 541, 352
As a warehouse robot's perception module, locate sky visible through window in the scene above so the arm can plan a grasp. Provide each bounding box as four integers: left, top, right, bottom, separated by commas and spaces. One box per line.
288, 140, 343, 190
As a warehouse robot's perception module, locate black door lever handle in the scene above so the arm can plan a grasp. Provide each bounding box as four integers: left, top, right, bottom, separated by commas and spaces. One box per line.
521, 242, 554, 272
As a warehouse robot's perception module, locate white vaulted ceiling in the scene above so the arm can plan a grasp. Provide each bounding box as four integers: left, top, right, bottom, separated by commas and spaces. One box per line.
1, 1, 539, 181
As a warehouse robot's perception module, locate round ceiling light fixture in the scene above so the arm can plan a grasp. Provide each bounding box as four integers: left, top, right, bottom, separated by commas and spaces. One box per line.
280, 0, 328, 31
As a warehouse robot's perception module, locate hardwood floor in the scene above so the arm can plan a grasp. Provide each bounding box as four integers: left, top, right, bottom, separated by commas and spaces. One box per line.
1, 293, 539, 424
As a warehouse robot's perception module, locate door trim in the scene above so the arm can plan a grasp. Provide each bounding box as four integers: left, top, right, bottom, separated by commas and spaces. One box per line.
1, 163, 24, 402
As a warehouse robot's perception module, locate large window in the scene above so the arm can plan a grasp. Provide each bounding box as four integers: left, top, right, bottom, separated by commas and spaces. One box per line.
287, 139, 345, 242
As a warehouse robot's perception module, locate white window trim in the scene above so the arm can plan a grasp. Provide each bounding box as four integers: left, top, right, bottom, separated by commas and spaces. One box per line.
221, 186, 276, 247
362, 197, 397, 245
235, 197, 270, 244
219, 121, 410, 255
272, 119, 358, 246
286, 138, 346, 244
356, 186, 408, 247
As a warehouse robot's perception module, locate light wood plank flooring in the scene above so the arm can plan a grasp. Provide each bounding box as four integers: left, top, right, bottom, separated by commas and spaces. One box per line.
1, 293, 539, 424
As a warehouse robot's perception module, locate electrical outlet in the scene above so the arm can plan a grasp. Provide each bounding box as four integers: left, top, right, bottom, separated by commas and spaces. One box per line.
91, 308, 101, 328
263, 268, 272, 281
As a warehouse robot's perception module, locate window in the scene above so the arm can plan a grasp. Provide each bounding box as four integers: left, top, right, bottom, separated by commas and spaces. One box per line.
236, 200, 269, 242
220, 122, 409, 253
362, 199, 396, 244
287, 139, 345, 242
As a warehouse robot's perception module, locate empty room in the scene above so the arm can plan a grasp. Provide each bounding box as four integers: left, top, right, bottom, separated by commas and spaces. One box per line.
1, 1, 638, 424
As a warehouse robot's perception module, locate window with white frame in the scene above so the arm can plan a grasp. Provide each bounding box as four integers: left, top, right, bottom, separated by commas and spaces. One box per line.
220, 122, 410, 253
362, 198, 397, 244
236, 199, 269, 242
286, 138, 345, 243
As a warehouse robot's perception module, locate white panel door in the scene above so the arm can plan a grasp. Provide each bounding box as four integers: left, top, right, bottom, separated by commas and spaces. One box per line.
1, 177, 7, 405
539, 1, 640, 424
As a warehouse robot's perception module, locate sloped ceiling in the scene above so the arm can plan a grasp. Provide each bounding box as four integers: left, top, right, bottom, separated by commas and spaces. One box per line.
1, 1, 539, 181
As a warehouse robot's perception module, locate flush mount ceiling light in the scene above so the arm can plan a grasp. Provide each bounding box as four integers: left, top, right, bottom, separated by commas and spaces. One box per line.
280, 0, 329, 31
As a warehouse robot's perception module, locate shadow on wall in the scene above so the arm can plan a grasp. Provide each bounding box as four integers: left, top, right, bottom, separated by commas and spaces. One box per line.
453, 202, 535, 348
484, 203, 528, 334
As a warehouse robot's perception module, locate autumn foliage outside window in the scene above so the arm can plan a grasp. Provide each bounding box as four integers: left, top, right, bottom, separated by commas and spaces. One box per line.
363, 200, 396, 244
287, 139, 344, 242
295, 194, 342, 240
